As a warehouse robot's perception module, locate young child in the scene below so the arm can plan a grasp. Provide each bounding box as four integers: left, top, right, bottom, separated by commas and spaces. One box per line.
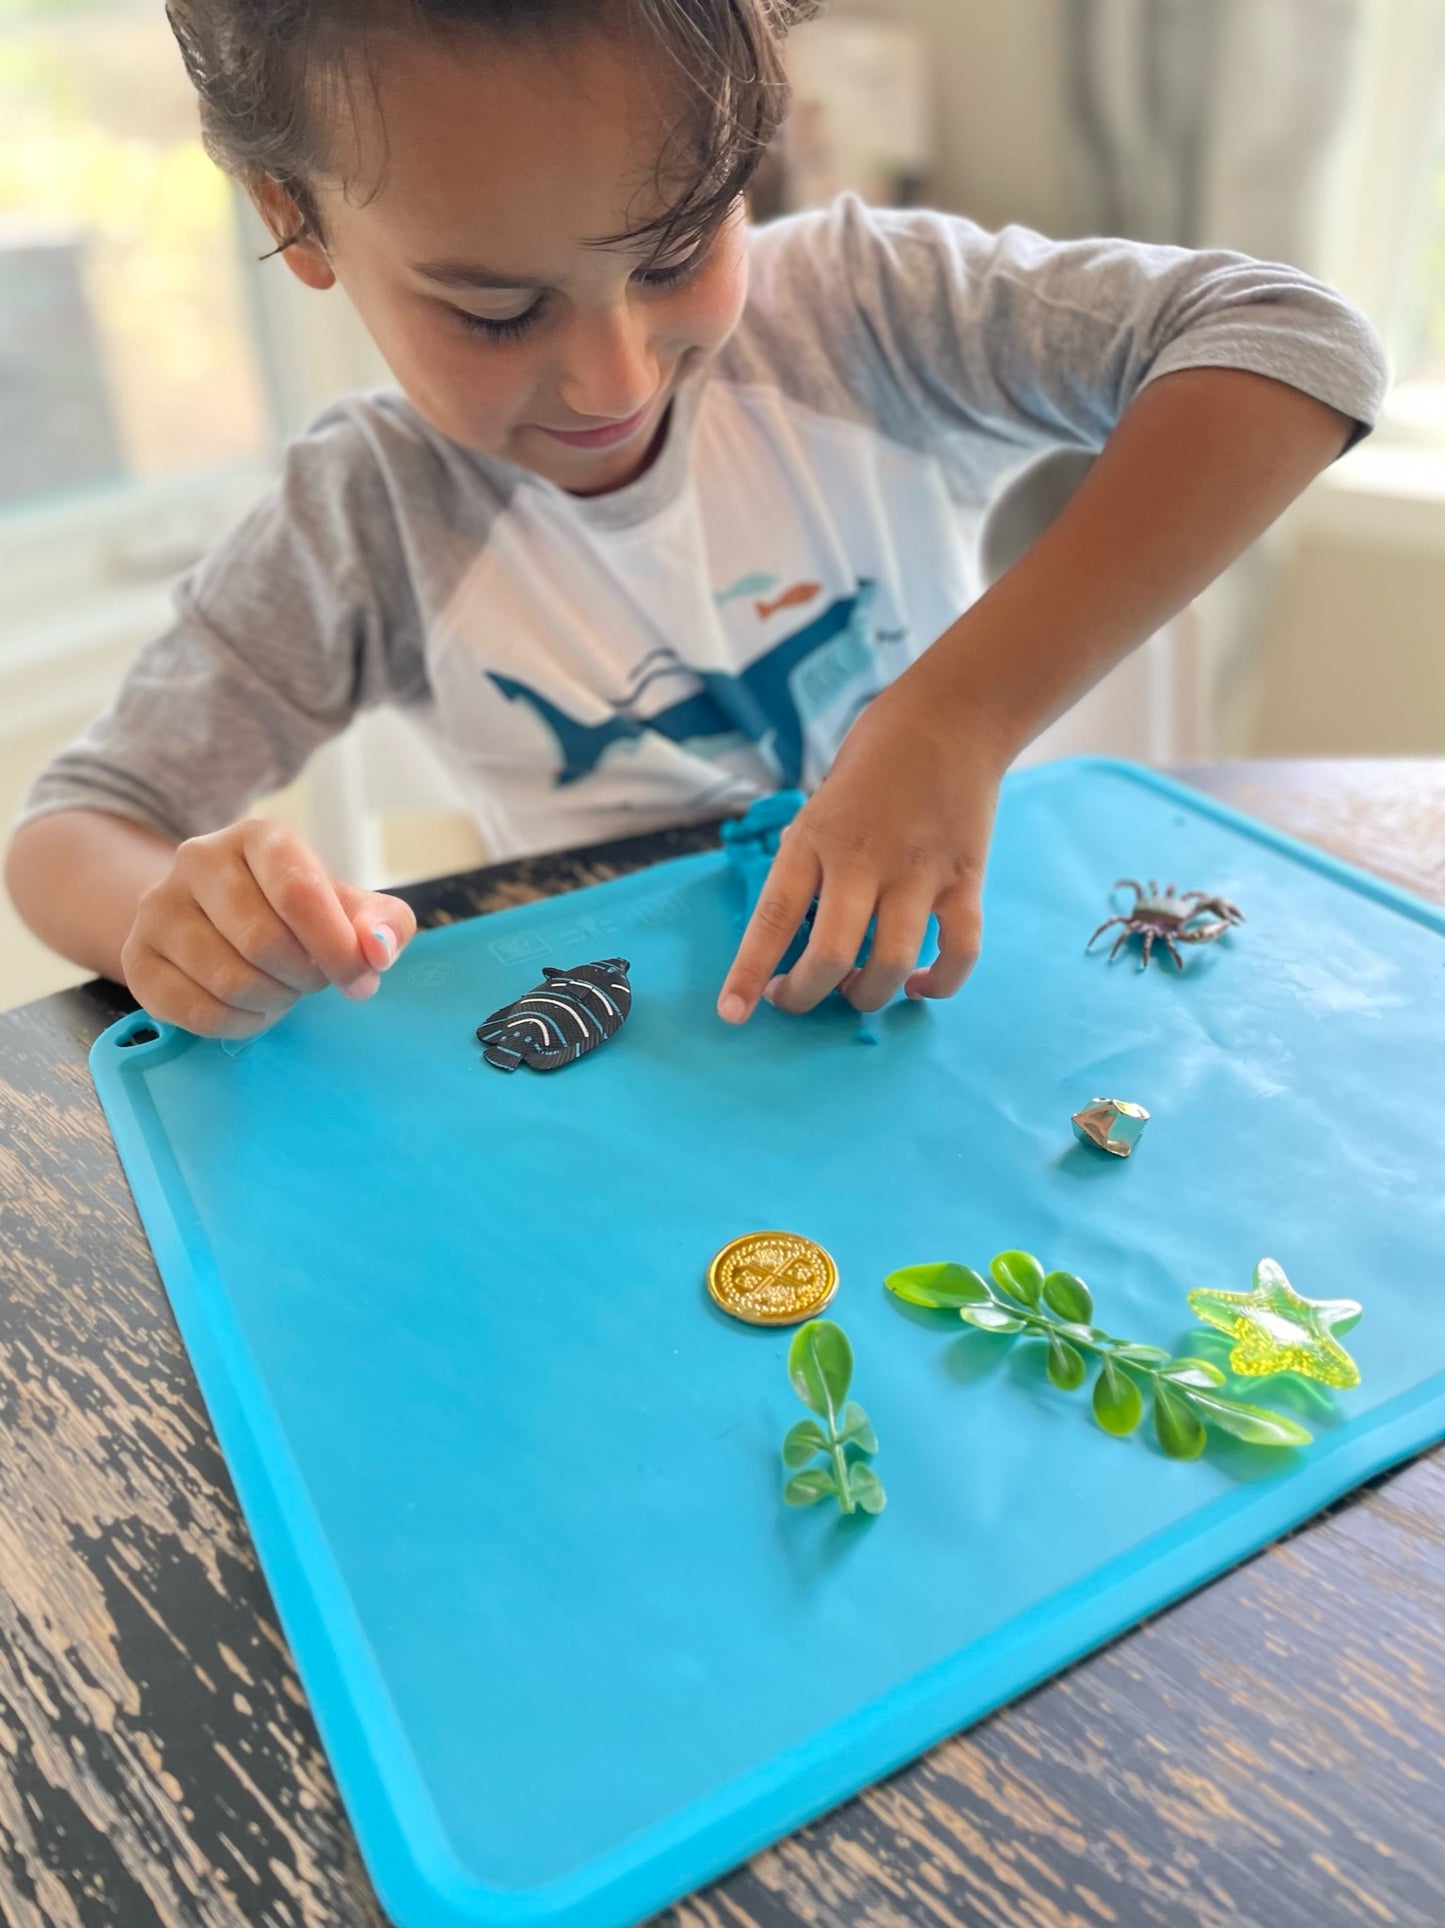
5, 0, 1386, 1040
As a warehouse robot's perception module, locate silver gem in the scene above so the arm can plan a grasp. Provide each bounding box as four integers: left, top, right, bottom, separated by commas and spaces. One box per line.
1071, 1098, 1150, 1158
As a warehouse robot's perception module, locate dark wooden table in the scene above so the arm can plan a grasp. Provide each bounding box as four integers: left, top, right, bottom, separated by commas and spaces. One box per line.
3, 760, 1443, 1928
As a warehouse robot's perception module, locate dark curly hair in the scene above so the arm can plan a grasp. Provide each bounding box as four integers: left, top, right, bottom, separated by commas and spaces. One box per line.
165, 0, 818, 260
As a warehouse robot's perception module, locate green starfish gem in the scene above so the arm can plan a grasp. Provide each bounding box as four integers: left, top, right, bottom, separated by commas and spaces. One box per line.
1187, 1258, 1362, 1388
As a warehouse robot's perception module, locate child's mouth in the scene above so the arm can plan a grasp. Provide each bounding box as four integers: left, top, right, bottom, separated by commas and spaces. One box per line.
535, 397, 659, 451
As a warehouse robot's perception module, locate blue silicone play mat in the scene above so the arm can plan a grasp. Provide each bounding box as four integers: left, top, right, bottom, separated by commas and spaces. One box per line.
89, 759, 1445, 1928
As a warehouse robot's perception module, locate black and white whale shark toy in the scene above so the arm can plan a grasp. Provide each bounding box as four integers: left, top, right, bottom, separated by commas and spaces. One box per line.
476, 958, 632, 1072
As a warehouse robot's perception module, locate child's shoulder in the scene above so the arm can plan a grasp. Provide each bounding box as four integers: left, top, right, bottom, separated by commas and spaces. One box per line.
184, 388, 474, 624
722, 193, 1000, 429
266, 387, 510, 545
732, 192, 1026, 377
742, 190, 977, 289
278, 388, 452, 489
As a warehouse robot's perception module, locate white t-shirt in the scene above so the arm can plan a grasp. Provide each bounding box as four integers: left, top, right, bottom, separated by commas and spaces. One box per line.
18, 194, 1388, 860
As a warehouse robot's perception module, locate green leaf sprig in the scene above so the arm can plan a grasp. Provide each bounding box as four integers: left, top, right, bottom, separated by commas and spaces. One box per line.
781, 1319, 886, 1515
885, 1251, 1313, 1459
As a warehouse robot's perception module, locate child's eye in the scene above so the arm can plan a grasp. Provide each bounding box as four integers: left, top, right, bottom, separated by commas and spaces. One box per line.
455, 303, 546, 342
450, 238, 711, 342
634, 241, 711, 291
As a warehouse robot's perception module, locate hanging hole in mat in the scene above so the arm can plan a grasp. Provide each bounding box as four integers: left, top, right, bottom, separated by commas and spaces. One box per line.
118, 1023, 162, 1048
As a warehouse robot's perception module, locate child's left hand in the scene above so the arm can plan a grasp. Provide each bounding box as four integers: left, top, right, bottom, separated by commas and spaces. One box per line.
716, 675, 1010, 1020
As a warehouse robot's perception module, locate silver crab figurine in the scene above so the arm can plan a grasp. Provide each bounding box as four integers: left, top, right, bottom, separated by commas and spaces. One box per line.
1087, 878, 1244, 970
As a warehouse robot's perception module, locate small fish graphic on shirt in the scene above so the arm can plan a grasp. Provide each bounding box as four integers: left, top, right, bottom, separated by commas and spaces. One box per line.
713, 571, 777, 606
755, 580, 822, 621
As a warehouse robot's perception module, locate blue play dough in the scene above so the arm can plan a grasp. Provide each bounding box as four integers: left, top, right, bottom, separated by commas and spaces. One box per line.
720, 789, 940, 984
85, 760, 1445, 1928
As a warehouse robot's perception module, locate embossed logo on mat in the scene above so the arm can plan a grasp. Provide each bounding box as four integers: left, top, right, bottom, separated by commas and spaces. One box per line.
405, 961, 458, 988
487, 932, 551, 967
486, 890, 686, 966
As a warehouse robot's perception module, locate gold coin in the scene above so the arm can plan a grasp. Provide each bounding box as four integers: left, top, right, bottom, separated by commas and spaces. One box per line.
707, 1231, 839, 1327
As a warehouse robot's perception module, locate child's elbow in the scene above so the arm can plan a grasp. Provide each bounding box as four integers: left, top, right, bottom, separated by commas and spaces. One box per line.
5, 816, 54, 931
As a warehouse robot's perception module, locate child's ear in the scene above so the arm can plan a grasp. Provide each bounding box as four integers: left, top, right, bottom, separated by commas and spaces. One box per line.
249, 177, 337, 291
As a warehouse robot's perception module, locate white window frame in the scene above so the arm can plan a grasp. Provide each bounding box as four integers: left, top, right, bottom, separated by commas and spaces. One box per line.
0, 189, 389, 675
1319, 0, 1445, 445
1291, 0, 1445, 554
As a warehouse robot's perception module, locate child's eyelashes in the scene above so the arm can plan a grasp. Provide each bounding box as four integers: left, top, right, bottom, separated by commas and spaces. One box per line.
633, 243, 710, 290
451, 242, 712, 343
455, 304, 545, 342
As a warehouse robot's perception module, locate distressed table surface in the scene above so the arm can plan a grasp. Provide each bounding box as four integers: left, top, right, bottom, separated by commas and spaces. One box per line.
2, 760, 1443, 1928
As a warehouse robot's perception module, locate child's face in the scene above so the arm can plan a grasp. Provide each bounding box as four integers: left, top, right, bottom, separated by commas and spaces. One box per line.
271, 26, 751, 494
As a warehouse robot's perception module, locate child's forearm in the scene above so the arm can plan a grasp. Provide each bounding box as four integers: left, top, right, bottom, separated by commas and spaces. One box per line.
5, 809, 178, 985
912, 365, 1357, 761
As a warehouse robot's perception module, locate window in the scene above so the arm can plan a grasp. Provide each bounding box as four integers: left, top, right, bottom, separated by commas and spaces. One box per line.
0, 0, 274, 516
1319, 0, 1445, 449
1386, 62, 1445, 438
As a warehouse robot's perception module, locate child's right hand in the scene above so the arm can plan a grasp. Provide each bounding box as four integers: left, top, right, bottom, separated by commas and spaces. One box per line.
120, 818, 416, 1039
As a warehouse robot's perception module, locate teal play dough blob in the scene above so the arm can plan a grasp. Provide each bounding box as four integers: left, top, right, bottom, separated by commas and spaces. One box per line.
720, 791, 939, 985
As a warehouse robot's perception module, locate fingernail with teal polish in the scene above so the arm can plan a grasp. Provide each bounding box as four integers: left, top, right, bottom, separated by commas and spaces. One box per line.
373, 926, 397, 969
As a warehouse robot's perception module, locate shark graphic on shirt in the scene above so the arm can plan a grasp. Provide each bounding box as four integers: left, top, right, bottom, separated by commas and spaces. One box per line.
486, 581, 878, 788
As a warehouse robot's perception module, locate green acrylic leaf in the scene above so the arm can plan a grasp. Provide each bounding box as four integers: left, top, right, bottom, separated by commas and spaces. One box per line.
1042, 1270, 1094, 1323
1180, 1389, 1313, 1448
1093, 1357, 1143, 1436
788, 1319, 853, 1417
959, 1303, 1027, 1333
846, 1462, 887, 1514
781, 1419, 829, 1468
1159, 1356, 1227, 1388
1046, 1334, 1088, 1391
1154, 1382, 1207, 1460
884, 1263, 992, 1310
783, 1467, 840, 1508
882, 1247, 1312, 1469
1113, 1343, 1172, 1366
991, 1249, 1045, 1306
837, 1401, 878, 1454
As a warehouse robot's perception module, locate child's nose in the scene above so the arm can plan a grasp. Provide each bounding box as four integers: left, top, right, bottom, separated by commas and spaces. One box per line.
556, 304, 661, 422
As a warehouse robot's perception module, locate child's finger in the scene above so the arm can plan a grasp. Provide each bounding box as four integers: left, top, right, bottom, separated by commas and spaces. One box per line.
905, 884, 983, 1000
843, 890, 935, 1011
335, 886, 418, 974
242, 823, 373, 990
716, 838, 821, 1022
764, 874, 875, 1015
155, 910, 309, 1014
179, 837, 331, 995
126, 941, 286, 1040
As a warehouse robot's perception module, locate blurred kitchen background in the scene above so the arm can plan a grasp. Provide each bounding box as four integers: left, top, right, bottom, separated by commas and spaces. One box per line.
2, 0, 1443, 1005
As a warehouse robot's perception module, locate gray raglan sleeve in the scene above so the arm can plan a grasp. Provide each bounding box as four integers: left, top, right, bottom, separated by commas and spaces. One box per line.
738, 194, 1391, 504
13, 400, 428, 845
